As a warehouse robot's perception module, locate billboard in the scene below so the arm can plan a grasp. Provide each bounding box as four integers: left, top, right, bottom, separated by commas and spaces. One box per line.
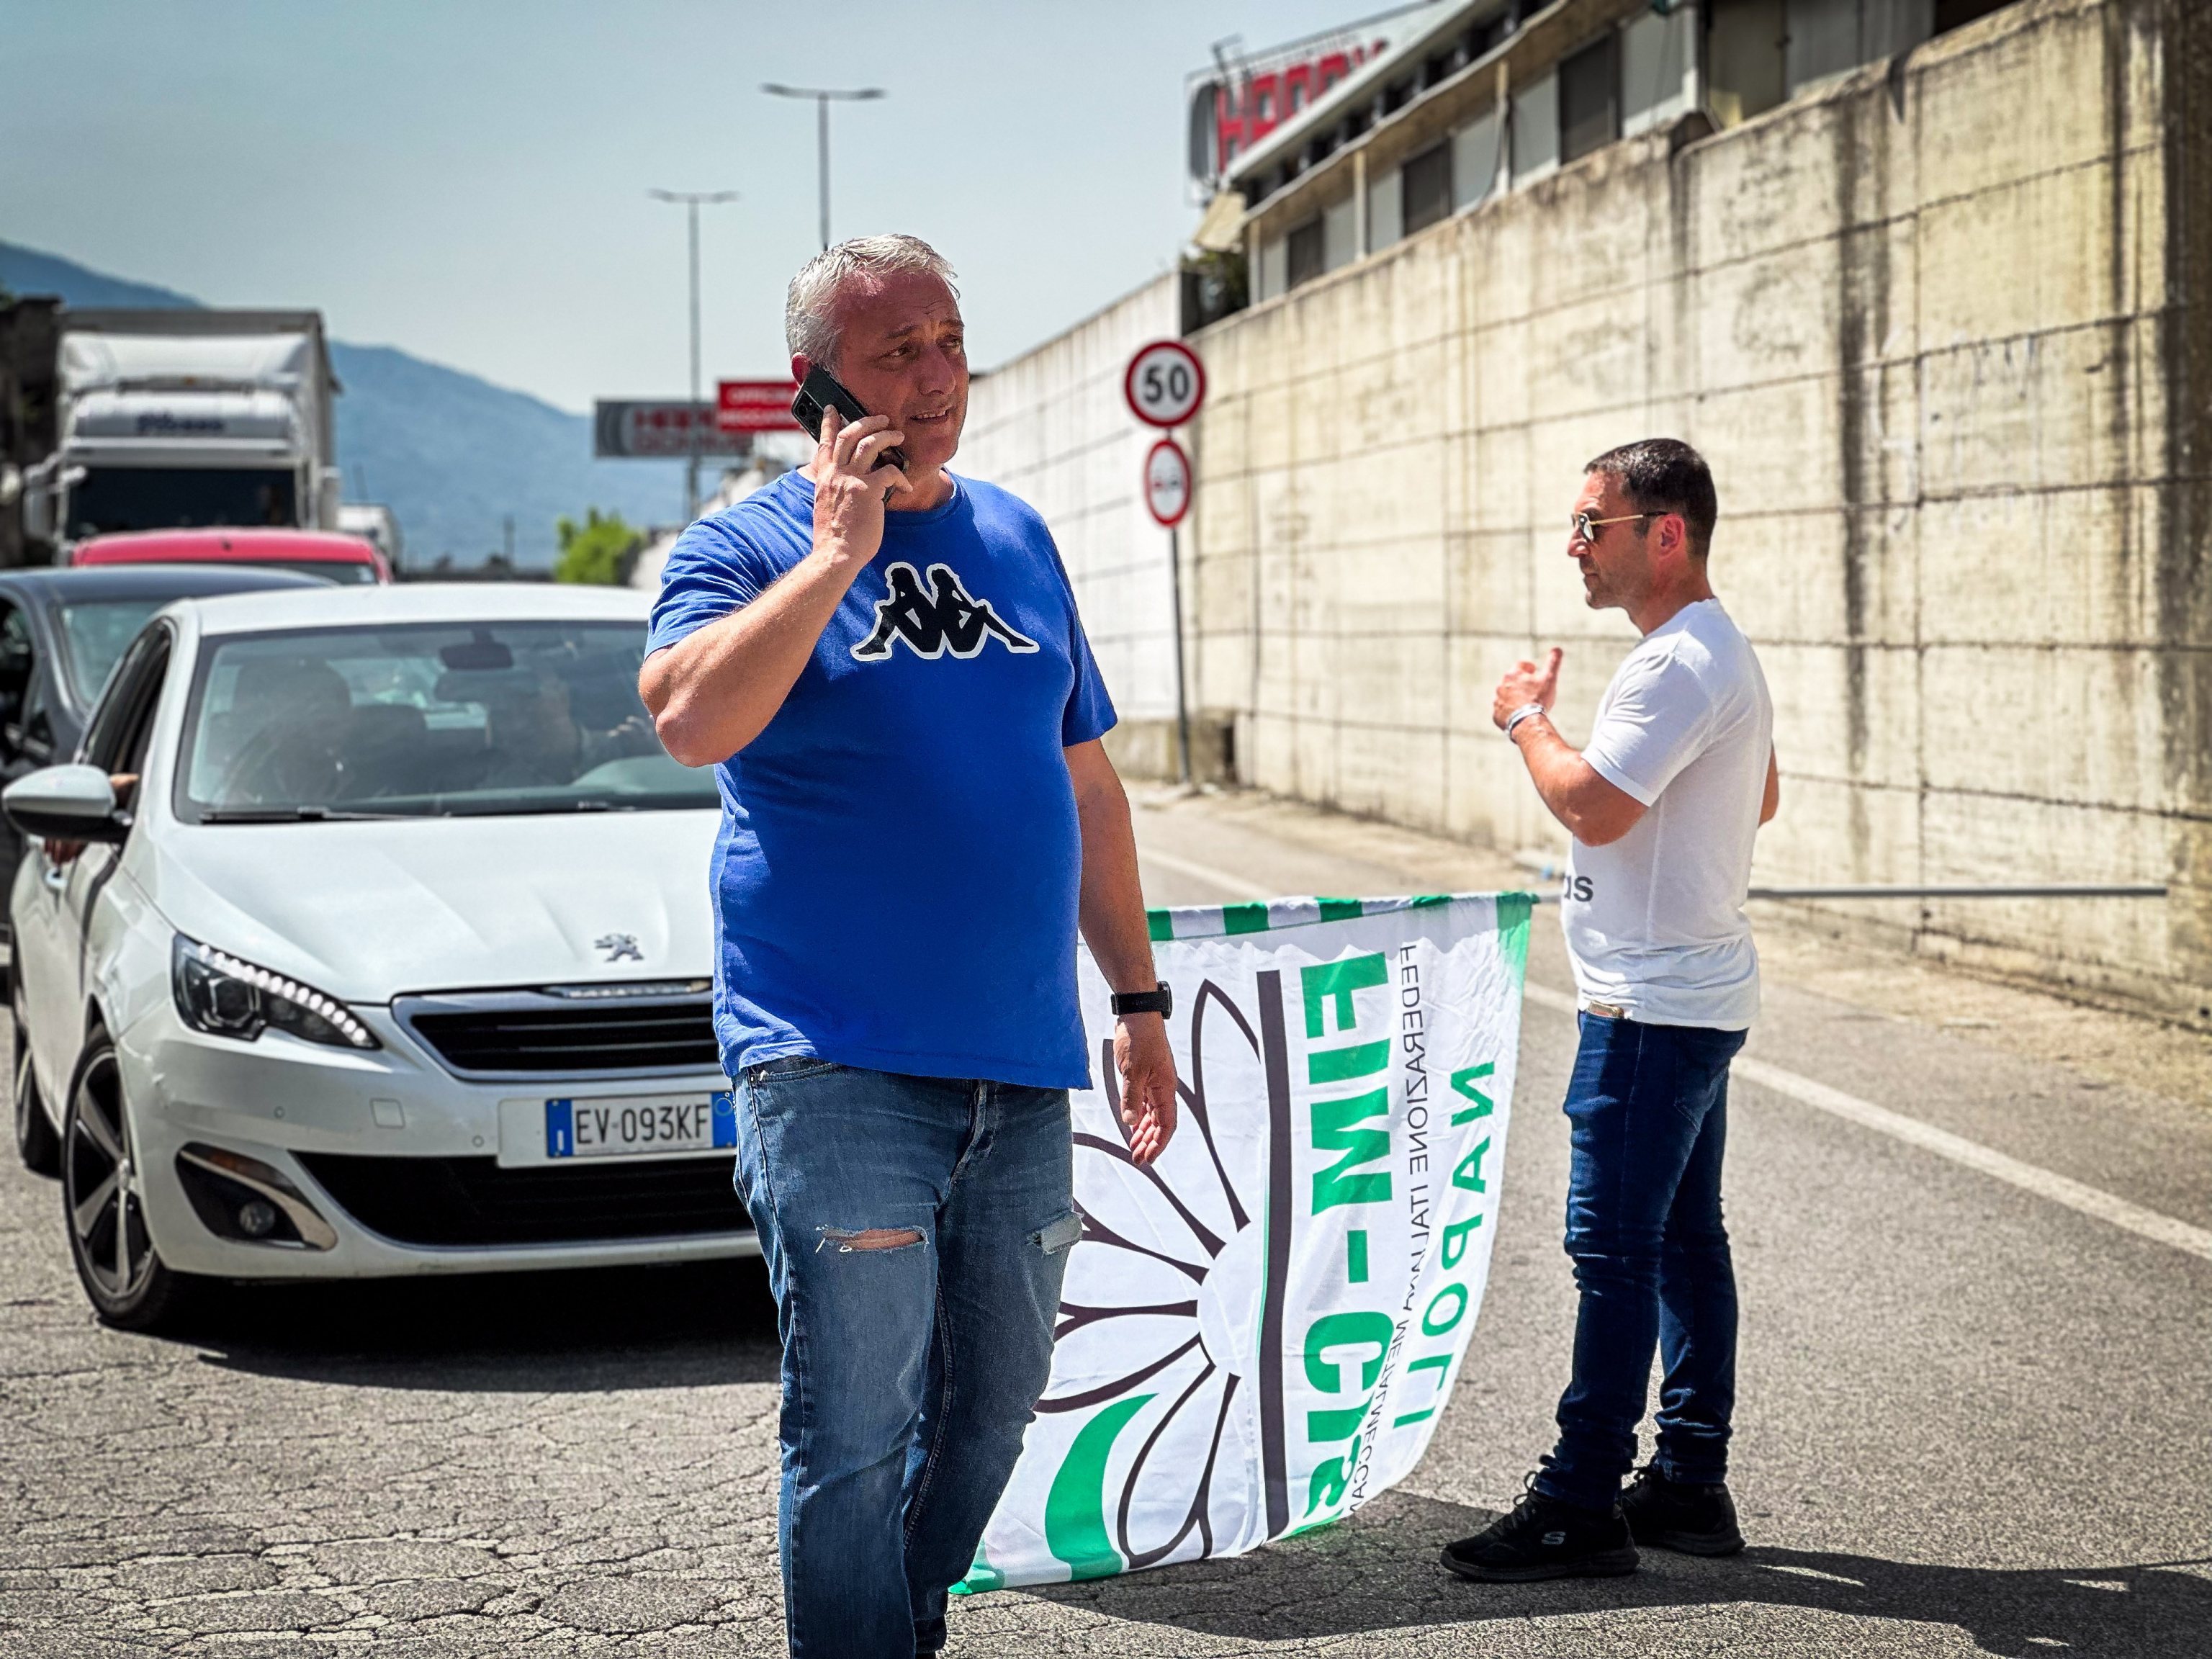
592, 400, 752, 460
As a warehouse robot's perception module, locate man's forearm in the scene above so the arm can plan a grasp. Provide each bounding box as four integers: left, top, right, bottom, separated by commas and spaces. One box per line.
1510, 715, 1645, 846
1071, 757, 1159, 994
641, 552, 858, 765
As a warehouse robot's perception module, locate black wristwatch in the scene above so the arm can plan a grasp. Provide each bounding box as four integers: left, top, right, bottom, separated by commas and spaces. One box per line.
1110, 981, 1173, 1019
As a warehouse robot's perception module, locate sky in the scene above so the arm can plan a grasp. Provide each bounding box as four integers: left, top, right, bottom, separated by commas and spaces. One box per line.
0, 0, 1394, 413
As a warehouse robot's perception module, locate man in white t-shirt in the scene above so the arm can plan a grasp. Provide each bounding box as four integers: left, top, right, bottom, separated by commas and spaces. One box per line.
1444, 439, 1779, 1584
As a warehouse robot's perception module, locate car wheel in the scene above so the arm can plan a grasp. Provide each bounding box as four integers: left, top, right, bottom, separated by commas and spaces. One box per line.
61, 1033, 197, 1331
12, 992, 59, 1177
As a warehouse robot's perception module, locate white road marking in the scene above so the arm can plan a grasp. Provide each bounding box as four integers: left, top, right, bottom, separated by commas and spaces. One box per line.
1521, 981, 2212, 1262
1134, 848, 2211, 1262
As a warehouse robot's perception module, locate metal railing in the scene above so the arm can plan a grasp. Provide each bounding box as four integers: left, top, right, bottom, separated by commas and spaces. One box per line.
1511, 854, 2168, 905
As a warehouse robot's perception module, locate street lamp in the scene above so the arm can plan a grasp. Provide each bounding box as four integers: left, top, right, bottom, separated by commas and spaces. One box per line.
647, 188, 739, 520
760, 84, 886, 250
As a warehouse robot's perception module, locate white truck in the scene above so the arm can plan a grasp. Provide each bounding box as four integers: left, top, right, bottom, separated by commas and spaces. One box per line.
336, 501, 403, 568
19, 310, 341, 552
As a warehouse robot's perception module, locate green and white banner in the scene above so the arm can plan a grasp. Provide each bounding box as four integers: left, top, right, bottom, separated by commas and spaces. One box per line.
959, 891, 1532, 1592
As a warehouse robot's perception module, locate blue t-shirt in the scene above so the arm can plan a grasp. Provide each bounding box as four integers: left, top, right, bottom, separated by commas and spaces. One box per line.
647, 469, 1115, 1089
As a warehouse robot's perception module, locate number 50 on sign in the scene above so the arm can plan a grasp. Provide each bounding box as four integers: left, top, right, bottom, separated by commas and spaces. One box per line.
1125, 340, 1205, 428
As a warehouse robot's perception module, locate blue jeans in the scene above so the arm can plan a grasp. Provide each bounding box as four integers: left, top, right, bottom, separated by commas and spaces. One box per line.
734, 1058, 1077, 1659
1535, 1012, 1748, 1512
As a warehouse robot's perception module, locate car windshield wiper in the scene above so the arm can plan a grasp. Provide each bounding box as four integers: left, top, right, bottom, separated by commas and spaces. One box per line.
197, 806, 418, 823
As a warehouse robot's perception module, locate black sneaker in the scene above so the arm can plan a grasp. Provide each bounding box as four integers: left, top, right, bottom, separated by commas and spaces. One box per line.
1441, 1476, 1639, 1582
1620, 1463, 1745, 1555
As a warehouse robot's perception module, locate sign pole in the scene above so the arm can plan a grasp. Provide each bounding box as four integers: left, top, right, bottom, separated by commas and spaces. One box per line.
1126, 340, 1206, 789
1169, 523, 1193, 786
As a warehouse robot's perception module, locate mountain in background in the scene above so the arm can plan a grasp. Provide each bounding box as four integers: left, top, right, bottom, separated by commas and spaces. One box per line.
0, 240, 687, 569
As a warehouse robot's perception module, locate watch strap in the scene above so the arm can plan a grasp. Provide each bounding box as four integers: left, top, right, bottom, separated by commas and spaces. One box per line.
1110, 981, 1173, 1018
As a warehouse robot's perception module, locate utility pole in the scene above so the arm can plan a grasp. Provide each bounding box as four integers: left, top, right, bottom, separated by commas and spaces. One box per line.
760, 84, 886, 250
647, 188, 739, 520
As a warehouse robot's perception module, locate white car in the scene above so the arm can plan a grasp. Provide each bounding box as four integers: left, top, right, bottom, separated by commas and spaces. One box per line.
5, 583, 749, 1330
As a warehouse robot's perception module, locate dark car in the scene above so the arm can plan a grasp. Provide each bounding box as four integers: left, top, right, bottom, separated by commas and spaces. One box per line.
0, 564, 331, 891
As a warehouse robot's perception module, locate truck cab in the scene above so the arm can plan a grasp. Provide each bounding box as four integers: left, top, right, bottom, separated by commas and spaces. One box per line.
18, 310, 341, 552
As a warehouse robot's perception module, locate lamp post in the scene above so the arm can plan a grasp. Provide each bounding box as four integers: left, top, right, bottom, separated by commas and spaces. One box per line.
760, 84, 886, 250
647, 187, 739, 520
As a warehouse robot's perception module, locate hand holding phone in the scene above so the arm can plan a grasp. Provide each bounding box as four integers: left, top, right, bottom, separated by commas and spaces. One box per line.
797, 373, 909, 566
792, 367, 911, 478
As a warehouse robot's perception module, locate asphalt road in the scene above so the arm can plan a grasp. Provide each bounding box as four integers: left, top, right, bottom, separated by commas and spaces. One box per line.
2, 789, 2207, 1658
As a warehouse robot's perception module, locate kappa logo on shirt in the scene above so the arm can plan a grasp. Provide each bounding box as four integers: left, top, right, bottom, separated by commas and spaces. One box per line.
850, 561, 1040, 662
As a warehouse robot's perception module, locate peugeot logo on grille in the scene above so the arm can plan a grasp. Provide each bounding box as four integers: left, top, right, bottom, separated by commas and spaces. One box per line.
595, 933, 644, 963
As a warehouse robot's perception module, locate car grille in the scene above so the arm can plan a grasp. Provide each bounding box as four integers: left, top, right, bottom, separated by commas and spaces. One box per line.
296, 1153, 750, 1247
395, 989, 719, 1079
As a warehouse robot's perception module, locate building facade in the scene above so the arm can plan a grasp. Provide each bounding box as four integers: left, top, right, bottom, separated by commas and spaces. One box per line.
963, 0, 2211, 1026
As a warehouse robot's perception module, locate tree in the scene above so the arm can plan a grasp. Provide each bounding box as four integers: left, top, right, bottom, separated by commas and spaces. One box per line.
554, 507, 642, 585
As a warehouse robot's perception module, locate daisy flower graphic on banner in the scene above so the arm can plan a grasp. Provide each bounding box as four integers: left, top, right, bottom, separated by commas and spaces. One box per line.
1039, 976, 1274, 1571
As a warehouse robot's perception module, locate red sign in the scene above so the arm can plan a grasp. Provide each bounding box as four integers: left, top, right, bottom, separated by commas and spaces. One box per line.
1144, 437, 1192, 528
1187, 31, 1387, 185
717, 379, 802, 433
1125, 341, 1206, 428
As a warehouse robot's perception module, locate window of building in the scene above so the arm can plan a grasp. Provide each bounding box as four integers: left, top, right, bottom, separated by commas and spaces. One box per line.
1368, 163, 1404, 251
1512, 70, 1560, 184
1287, 217, 1326, 289
1560, 32, 1620, 164
1706, 0, 1785, 127
1323, 194, 1359, 272
1783, 0, 1938, 100
1621, 5, 1692, 137
1784, 0, 1861, 91
1934, 0, 2010, 28
1452, 108, 1506, 212
1401, 141, 1454, 235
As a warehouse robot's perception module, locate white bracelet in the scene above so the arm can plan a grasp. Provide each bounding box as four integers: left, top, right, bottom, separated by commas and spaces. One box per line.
1503, 703, 1547, 737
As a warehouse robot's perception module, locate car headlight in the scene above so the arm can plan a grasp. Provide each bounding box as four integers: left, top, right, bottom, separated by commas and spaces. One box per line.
171, 936, 379, 1051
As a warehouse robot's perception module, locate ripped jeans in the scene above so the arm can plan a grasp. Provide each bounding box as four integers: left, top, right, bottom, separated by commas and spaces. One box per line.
734, 1058, 1077, 1659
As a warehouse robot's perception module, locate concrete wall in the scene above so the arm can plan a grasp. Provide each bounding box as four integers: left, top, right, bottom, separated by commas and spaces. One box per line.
957, 274, 1218, 778
1184, 0, 2212, 1024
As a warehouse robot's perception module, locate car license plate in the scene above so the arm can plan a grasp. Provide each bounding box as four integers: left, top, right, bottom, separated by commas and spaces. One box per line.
542, 1092, 736, 1160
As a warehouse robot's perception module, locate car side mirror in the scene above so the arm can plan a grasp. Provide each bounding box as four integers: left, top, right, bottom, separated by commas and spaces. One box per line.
2, 764, 129, 844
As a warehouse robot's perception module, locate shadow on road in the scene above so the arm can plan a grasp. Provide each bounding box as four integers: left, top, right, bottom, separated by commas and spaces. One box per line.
1023, 1491, 2212, 1658
171, 1256, 782, 1393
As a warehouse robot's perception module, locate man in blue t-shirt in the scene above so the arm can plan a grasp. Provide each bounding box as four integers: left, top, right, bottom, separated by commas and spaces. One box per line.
642, 234, 1177, 1659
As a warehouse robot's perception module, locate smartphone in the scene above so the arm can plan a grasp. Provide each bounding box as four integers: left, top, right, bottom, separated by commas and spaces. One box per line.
790, 366, 910, 477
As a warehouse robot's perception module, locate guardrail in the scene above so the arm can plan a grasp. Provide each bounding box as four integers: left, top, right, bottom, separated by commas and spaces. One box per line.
1511, 853, 2169, 906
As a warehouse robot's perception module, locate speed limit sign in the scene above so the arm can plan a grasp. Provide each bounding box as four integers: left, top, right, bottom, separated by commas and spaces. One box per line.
1124, 340, 1205, 428
1143, 437, 1192, 527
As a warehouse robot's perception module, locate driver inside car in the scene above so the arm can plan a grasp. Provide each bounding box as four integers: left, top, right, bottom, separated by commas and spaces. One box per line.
442, 662, 657, 790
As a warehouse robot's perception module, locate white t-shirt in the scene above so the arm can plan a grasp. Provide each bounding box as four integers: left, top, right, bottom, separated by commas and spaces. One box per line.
1561, 598, 1772, 1030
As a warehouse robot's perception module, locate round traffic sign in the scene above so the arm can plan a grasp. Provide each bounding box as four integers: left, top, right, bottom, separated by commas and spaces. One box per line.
1124, 339, 1206, 428
1143, 437, 1192, 527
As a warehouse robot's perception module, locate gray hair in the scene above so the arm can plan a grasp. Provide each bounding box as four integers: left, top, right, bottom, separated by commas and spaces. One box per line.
784, 235, 959, 369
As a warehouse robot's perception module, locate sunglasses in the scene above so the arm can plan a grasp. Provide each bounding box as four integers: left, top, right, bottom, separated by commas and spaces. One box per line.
1570, 511, 1653, 544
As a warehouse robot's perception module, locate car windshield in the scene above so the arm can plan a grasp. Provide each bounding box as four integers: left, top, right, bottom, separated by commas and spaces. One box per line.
176, 620, 715, 821
253, 559, 372, 584
58, 598, 170, 706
